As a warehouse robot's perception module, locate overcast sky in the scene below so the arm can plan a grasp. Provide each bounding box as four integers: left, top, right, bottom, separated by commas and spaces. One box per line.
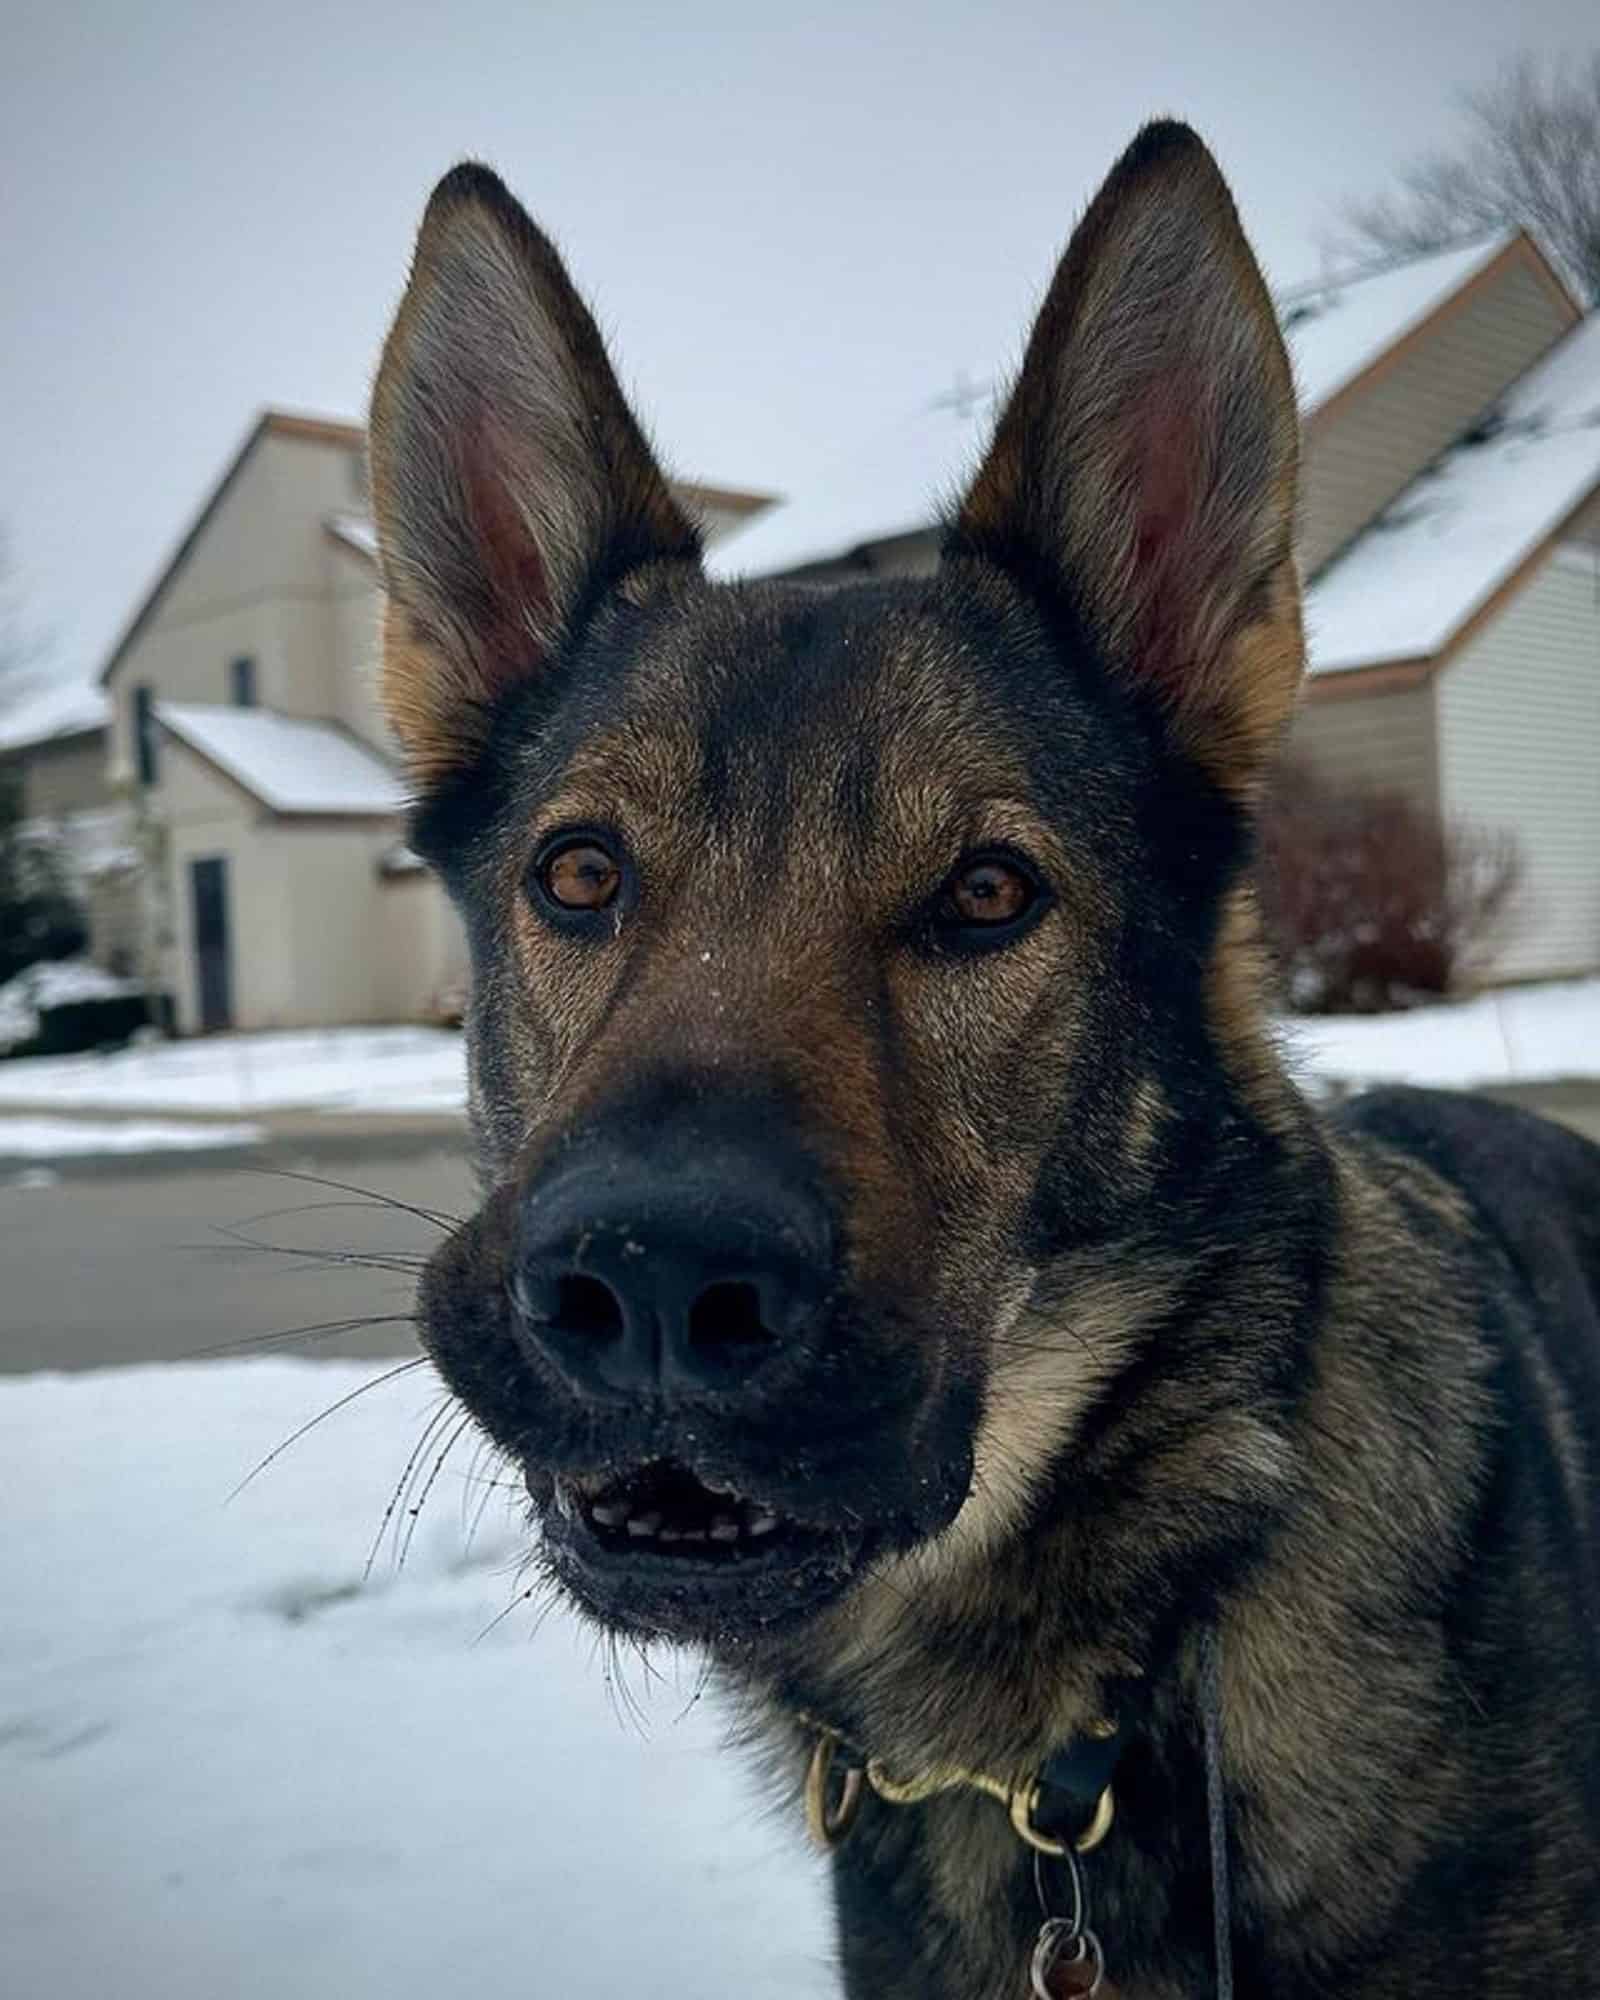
4, 0, 1594, 692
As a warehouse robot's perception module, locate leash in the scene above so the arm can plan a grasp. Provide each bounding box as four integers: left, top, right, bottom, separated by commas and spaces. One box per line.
802, 1627, 1235, 1997
1201, 1625, 1235, 2000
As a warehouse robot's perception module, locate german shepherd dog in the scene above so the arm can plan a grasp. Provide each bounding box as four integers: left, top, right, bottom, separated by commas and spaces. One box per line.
369, 123, 1600, 1995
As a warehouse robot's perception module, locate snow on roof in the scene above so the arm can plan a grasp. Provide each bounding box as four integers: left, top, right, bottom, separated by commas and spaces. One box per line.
1305, 309, 1600, 675
327, 512, 379, 559
706, 390, 999, 581
0, 675, 108, 755
710, 238, 1527, 584
1282, 234, 1512, 414
158, 704, 407, 815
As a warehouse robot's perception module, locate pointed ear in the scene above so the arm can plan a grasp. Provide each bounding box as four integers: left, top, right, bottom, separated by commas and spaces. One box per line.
949, 122, 1302, 796
369, 164, 701, 786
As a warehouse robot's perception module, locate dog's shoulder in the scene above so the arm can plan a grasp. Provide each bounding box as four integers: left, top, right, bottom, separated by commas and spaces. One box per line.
1334, 1084, 1600, 1279
1334, 1086, 1600, 1487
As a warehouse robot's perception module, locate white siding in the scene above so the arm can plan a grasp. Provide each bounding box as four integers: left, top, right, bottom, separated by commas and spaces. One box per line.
1437, 547, 1600, 980
277, 823, 398, 1025
377, 871, 470, 1022
156, 737, 413, 1032
328, 541, 390, 753
106, 428, 367, 773
158, 740, 291, 1034
15, 731, 108, 818
1284, 681, 1439, 813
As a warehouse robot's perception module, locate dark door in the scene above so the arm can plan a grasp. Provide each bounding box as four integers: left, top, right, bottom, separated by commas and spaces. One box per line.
189, 857, 233, 1032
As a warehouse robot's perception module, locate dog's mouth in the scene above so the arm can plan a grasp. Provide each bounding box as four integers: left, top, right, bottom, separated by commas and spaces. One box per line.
559, 1460, 809, 1564
534, 1456, 873, 1639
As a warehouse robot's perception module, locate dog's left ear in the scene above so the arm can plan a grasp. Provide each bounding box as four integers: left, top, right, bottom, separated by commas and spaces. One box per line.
369, 163, 701, 787
950, 121, 1301, 796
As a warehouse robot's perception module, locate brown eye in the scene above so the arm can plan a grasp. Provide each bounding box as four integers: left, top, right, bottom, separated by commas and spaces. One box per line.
540, 840, 622, 912
930, 850, 1049, 954
948, 859, 1033, 925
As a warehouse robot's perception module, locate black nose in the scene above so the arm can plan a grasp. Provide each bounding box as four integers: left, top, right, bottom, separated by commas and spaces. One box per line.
512, 1159, 832, 1399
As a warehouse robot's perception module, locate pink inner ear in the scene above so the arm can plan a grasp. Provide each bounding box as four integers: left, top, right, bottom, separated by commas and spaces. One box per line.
455, 407, 556, 690
1124, 376, 1213, 702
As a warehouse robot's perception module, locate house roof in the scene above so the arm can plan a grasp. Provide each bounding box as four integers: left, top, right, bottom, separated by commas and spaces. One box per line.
704, 392, 998, 582
0, 675, 109, 756
707, 232, 1580, 585
1281, 234, 1516, 414
326, 512, 378, 560
1304, 309, 1600, 676
98, 410, 366, 688
325, 479, 775, 571
158, 704, 406, 816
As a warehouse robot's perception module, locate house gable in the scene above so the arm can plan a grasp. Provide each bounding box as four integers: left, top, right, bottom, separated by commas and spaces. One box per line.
99, 412, 368, 775
1297, 235, 1579, 576
1303, 310, 1600, 685
708, 234, 1582, 596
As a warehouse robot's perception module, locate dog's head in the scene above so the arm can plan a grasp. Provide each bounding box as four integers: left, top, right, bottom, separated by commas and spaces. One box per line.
369, 124, 1304, 1654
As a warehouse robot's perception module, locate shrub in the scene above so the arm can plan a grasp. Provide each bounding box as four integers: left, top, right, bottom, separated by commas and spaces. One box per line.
0, 767, 89, 983
1257, 762, 1521, 1014
9, 995, 150, 1059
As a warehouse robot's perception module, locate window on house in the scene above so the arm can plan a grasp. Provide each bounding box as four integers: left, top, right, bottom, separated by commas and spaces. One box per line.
230, 656, 257, 708
132, 684, 158, 787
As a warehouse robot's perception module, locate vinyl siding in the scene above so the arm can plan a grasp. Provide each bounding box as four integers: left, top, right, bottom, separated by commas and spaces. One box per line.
328, 541, 390, 754
377, 870, 469, 1021
1282, 681, 1439, 814
15, 730, 108, 817
158, 733, 413, 1031
1436, 547, 1600, 980
1301, 256, 1573, 578
158, 738, 290, 1034
106, 431, 367, 769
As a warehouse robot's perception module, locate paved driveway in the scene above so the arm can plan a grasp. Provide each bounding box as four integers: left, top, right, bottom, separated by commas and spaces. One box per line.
4, 1083, 1596, 1376
1, 1135, 473, 1374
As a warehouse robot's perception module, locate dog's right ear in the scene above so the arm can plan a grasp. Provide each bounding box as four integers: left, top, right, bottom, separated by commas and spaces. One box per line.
369, 164, 700, 787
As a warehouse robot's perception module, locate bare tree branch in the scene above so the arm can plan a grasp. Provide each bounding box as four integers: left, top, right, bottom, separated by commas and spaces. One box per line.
1333, 52, 1600, 302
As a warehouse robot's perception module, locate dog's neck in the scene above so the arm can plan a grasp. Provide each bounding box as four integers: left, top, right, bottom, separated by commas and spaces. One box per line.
751, 1085, 1333, 1781
731, 1111, 1499, 1991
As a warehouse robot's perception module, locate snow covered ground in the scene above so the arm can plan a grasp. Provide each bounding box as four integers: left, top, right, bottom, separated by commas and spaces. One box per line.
1280, 975, 1600, 1092
0, 1025, 466, 1116
0, 978, 1595, 1121
0, 1116, 263, 1157
0, 1359, 835, 2000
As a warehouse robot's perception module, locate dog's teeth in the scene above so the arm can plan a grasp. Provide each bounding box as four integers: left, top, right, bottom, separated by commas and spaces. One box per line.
709, 1515, 741, 1543
747, 1506, 779, 1537
681, 1529, 708, 1544
591, 1500, 628, 1529
659, 1526, 684, 1543
627, 1512, 663, 1539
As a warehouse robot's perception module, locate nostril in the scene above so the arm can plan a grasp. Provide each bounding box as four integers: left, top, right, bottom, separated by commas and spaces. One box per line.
556, 1274, 625, 1340
687, 1279, 770, 1354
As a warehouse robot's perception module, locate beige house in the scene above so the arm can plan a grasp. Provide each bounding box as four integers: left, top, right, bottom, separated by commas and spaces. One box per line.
2, 411, 769, 1033
710, 232, 1600, 984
